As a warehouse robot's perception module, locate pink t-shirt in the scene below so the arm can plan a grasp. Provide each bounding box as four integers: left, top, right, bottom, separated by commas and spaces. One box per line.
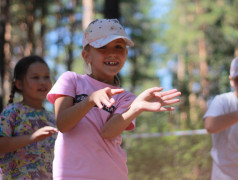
47, 71, 136, 180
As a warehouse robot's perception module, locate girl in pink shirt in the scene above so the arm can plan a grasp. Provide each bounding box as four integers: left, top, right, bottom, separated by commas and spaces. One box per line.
47, 19, 181, 180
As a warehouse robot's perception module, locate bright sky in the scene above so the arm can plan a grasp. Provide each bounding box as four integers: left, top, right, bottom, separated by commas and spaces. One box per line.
152, 0, 174, 91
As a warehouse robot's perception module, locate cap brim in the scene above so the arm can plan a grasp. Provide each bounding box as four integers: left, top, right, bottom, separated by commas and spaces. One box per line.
89, 35, 134, 48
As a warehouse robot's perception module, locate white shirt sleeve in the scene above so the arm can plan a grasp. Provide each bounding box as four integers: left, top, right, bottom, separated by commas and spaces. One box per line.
203, 94, 226, 119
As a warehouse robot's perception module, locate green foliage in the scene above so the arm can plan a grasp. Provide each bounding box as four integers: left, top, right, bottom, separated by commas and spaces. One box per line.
125, 135, 212, 180
121, 0, 238, 178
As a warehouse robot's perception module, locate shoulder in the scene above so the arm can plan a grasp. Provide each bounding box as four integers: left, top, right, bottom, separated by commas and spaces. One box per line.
43, 109, 55, 117
206, 92, 232, 111
47, 72, 87, 104
58, 71, 80, 81
0, 102, 24, 136
1, 102, 23, 118
42, 110, 56, 125
213, 92, 233, 102
55, 71, 89, 86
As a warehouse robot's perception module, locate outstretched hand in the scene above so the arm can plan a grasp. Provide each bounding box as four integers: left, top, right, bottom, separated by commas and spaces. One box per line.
131, 87, 181, 113
30, 126, 58, 143
89, 87, 125, 109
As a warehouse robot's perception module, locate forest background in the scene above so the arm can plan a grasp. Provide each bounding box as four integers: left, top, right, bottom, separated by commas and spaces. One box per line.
1, 0, 238, 179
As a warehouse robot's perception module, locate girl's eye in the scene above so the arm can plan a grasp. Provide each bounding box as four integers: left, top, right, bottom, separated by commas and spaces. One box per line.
98, 46, 106, 49
44, 76, 50, 79
32, 76, 39, 79
116, 45, 123, 49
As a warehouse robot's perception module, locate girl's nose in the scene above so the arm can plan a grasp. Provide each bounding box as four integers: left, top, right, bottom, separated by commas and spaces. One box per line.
39, 78, 48, 84
107, 50, 118, 58
107, 47, 117, 54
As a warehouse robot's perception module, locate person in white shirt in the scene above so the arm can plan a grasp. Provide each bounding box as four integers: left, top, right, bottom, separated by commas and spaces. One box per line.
203, 57, 238, 180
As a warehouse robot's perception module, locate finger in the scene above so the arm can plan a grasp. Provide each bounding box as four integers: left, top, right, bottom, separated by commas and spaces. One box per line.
102, 99, 113, 108
104, 87, 124, 97
110, 88, 125, 95
49, 131, 57, 135
42, 126, 58, 132
148, 87, 163, 94
162, 89, 178, 95
159, 106, 175, 111
47, 127, 58, 131
142, 87, 164, 99
49, 129, 58, 133
104, 87, 111, 94
95, 100, 104, 109
154, 89, 178, 97
38, 131, 52, 136
160, 92, 181, 101
109, 98, 115, 104
99, 97, 114, 108
163, 99, 180, 105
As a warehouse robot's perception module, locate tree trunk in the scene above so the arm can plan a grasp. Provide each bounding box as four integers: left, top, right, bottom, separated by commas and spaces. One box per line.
66, 0, 77, 71
0, 0, 10, 111
196, 0, 208, 114
82, 0, 94, 30
37, 1, 47, 56
104, 0, 120, 19
24, 0, 36, 56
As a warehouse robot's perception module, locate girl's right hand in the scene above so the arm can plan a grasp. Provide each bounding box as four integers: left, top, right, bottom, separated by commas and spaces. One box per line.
30, 126, 58, 143
54, 87, 124, 133
0, 126, 58, 154
89, 87, 125, 109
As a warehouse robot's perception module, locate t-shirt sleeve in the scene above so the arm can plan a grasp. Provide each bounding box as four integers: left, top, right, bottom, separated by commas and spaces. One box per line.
203, 95, 225, 119
47, 71, 78, 105
114, 92, 136, 131
0, 106, 15, 137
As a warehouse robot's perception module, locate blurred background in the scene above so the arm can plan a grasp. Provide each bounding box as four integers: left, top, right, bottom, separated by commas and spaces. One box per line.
1, 0, 238, 179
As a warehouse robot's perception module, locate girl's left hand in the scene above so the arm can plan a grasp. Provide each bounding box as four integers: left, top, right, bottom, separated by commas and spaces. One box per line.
131, 87, 181, 112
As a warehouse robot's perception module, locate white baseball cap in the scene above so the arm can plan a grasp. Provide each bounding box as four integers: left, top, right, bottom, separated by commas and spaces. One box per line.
82, 19, 134, 48
230, 57, 238, 78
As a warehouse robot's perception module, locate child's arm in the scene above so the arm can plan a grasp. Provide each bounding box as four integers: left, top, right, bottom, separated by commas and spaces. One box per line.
204, 112, 238, 133
101, 87, 181, 139
0, 126, 57, 154
54, 87, 125, 132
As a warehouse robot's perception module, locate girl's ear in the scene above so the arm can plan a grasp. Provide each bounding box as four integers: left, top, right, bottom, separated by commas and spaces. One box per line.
15, 80, 23, 91
82, 49, 91, 64
229, 75, 234, 88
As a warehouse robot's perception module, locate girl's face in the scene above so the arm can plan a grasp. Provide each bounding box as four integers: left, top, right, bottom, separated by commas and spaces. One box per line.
16, 62, 52, 109
82, 39, 128, 85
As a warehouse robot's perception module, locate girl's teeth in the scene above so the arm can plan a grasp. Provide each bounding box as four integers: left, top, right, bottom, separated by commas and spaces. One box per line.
106, 62, 117, 65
